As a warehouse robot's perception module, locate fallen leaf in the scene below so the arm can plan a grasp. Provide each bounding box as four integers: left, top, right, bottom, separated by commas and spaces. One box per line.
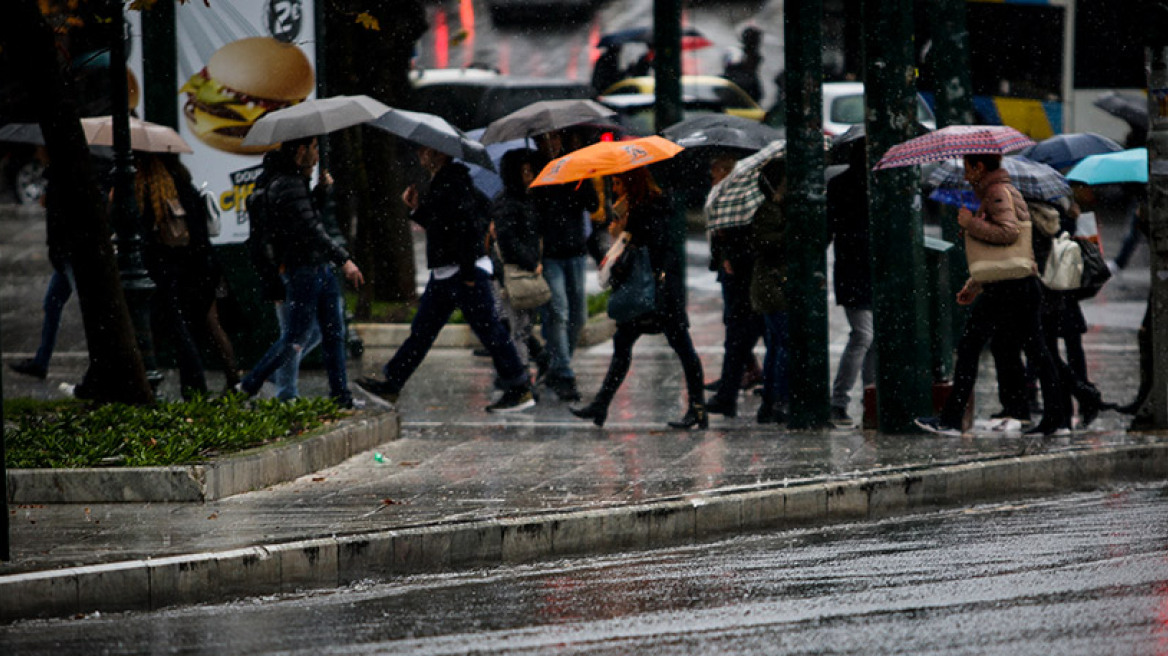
312, 477, 326, 482
207, 512, 219, 520
380, 498, 399, 506
399, 461, 420, 467
356, 12, 380, 31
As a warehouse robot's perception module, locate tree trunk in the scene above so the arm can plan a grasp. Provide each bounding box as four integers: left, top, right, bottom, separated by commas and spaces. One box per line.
1, 0, 153, 404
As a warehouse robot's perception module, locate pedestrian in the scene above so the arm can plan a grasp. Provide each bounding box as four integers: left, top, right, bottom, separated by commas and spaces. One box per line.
750, 157, 792, 424
356, 144, 535, 413
705, 151, 764, 419
591, 44, 623, 95
571, 167, 706, 429
916, 154, 1065, 436
722, 26, 764, 104
825, 143, 875, 428
531, 130, 598, 402
237, 137, 364, 408
1108, 183, 1145, 277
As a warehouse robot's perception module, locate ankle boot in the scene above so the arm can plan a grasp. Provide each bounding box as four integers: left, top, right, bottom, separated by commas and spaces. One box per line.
668, 403, 708, 430
570, 399, 610, 427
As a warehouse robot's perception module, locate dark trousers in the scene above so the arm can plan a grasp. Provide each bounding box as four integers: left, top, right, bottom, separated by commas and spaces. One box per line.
383, 269, 528, 393
712, 264, 764, 404
593, 319, 704, 409
943, 277, 1063, 427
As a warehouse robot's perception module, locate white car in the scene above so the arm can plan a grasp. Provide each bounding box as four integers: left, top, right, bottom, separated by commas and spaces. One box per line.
822, 81, 936, 136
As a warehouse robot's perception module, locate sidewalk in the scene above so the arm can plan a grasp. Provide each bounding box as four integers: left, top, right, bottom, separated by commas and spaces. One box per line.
2, 201, 1164, 621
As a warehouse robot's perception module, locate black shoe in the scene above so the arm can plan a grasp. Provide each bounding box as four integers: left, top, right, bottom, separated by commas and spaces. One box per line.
757, 403, 786, 425
570, 401, 609, 427
336, 395, 365, 410
473, 347, 491, 357
703, 379, 721, 392
486, 386, 536, 413
355, 376, 399, 405
668, 404, 708, 430
1116, 399, 1143, 415
705, 396, 737, 418
8, 359, 47, 380
830, 406, 852, 427
551, 377, 582, 402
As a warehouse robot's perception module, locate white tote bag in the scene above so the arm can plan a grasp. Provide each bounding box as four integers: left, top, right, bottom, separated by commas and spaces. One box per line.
598, 231, 632, 289
1042, 231, 1084, 291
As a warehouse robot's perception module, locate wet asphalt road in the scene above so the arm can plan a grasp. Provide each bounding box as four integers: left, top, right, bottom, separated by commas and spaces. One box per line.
3, 485, 1166, 655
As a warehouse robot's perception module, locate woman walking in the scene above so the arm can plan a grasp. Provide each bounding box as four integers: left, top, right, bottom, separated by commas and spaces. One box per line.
571, 168, 706, 429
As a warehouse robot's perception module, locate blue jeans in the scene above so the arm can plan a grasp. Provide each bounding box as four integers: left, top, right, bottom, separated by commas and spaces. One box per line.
33, 265, 74, 370
541, 255, 587, 381
382, 269, 528, 393
762, 311, 790, 404
272, 301, 323, 401
242, 264, 350, 402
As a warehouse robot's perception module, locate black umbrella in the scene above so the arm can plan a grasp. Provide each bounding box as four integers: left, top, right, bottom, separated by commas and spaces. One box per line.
660, 114, 784, 152
367, 108, 495, 171
479, 99, 616, 145
1093, 92, 1148, 133
828, 122, 931, 165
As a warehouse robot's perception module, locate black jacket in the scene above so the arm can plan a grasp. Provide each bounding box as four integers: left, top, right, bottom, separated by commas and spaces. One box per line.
532, 176, 598, 260
492, 194, 542, 272
625, 194, 687, 326
259, 151, 351, 271
412, 161, 490, 282
825, 164, 872, 309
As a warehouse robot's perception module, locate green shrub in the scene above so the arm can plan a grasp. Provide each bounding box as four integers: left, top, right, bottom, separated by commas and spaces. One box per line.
4, 395, 345, 469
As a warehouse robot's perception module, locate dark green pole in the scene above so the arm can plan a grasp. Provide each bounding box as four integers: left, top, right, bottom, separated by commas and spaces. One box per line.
315, 0, 331, 173
1, 311, 8, 561
863, 0, 932, 433
140, 0, 176, 128
784, 0, 830, 429
653, 0, 682, 132
1142, 2, 1168, 428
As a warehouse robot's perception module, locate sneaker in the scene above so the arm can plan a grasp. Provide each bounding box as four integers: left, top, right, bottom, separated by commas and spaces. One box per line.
355, 376, 399, 405
486, 386, 536, 413
8, 359, 47, 380
830, 406, 853, 427
551, 377, 582, 402
336, 396, 366, 410
914, 416, 962, 437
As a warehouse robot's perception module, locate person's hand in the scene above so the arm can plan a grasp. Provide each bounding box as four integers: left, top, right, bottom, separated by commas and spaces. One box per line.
535, 263, 543, 275
722, 260, 734, 276
342, 260, 364, 288
956, 207, 974, 229
401, 184, 419, 211
320, 170, 334, 186
464, 279, 475, 288
956, 279, 980, 305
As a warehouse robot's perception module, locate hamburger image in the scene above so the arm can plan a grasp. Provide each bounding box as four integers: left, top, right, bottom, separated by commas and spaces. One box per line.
179, 37, 315, 154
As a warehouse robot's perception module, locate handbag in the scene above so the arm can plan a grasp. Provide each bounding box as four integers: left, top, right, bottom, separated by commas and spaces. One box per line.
965, 219, 1034, 283
606, 245, 657, 323
1073, 237, 1112, 300
502, 263, 552, 310
157, 196, 191, 247
1041, 231, 1083, 291
598, 231, 631, 289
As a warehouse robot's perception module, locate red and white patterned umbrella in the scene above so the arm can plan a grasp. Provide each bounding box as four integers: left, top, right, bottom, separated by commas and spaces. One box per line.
873, 125, 1035, 170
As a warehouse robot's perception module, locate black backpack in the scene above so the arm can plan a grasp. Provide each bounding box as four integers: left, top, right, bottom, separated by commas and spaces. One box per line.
245, 181, 285, 301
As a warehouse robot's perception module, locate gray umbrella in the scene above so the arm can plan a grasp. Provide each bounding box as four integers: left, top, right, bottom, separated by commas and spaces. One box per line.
1093, 92, 1148, 133
241, 94, 392, 147
368, 108, 495, 171
0, 123, 45, 145
479, 99, 616, 145
660, 114, 784, 151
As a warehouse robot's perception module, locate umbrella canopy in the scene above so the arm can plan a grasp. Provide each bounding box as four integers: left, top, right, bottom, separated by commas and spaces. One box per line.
367, 108, 495, 171
241, 94, 391, 147
0, 123, 45, 145
530, 136, 683, 187
597, 26, 712, 51
81, 116, 193, 153
659, 114, 784, 152
464, 128, 527, 198
1065, 147, 1148, 185
705, 139, 786, 230
1018, 132, 1123, 171
1093, 92, 1148, 133
925, 156, 1071, 202
479, 99, 616, 145
873, 125, 1035, 170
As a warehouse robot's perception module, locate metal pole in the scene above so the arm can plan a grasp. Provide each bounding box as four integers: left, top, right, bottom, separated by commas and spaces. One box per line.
652, 0, 682, 132
863, 0, 933, 433
1, 310, 8, 561
1144, 44, 1168, 428
784, 0, 830, 428
109, 0, 161, 389
141, 0, 177, 128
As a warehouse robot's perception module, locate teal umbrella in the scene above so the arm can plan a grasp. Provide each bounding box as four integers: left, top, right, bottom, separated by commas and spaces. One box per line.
1065, 147, 1147, 185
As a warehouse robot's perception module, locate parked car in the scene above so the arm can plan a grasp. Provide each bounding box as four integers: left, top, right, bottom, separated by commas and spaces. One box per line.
597, 93, 777, 137
822, 81, 937, 136
601, 76, 766, 123
409, 68, 596, 131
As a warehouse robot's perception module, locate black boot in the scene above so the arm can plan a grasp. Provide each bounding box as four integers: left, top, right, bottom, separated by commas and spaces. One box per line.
570, 398, 610, 427
1074, 382, 1107, 428
668, 403, 708, 430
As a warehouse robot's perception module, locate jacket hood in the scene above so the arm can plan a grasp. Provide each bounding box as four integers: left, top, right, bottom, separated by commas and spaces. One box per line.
971, 167, 1012, 199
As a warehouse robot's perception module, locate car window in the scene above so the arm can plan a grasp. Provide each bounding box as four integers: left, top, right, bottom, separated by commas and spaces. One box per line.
480, 86, 593, 127
831, 94, 865, 125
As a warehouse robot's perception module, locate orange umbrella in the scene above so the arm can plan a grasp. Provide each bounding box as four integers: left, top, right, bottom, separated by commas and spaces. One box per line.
531, 136, 683, 187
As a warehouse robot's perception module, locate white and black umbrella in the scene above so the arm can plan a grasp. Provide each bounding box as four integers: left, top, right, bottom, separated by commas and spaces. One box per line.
479, 99, 616, 145
241, 94, 392, 147
368, 108, 495, 171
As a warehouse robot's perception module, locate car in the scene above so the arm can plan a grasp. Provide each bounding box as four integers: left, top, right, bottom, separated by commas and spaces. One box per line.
601, 76, 766, 123
597, 93, 768, 137
822, 81, 937, 136
409, 68, 596, 132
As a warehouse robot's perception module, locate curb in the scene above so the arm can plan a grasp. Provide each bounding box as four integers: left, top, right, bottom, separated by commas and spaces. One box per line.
354, 314, 616, 350
2, 442, 1164, 621
6, 411, 400, 504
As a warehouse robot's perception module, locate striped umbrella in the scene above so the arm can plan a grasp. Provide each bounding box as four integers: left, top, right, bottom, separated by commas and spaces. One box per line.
873, 125, 1035, 170
704, 139, 786, 230
925, 155, 1071, 203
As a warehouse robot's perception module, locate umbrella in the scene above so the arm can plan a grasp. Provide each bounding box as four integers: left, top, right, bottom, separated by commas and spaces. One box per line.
0, 123, 45, 145
1017, 132, 1123, 171
928, 187, 979, 211
80, 116, 193, 153
367, 108, 495, 171
241, 94, 391, 147
828, 122, 932, 165
705, 139, 786, 230
659, 114, 784, 151
1065, 148, 1148, 185
1093, 92, 1148, 133
530, 136, 683, 187
597, 26, 713, 51
464, 128, 527, 198
873, 125, 1035, 170
479, 99, 616, 145
925, 156, 1071, 202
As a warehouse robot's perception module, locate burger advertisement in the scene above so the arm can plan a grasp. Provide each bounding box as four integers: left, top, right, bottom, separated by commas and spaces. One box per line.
173, 0, 316, 244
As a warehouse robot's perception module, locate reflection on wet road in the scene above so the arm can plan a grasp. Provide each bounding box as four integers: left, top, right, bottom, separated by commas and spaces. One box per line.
5, 486, 1166, 655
